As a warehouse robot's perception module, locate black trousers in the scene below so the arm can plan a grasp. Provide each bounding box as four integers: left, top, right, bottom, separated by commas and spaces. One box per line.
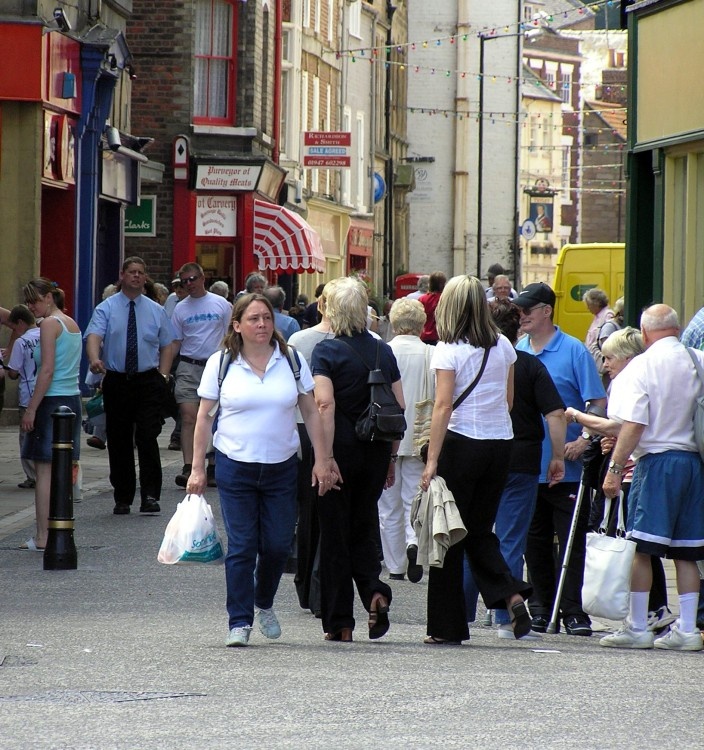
427, 432, 531, 642
317, 441, 392, 634
102, 369, 166, 505
525, 482, 589, 619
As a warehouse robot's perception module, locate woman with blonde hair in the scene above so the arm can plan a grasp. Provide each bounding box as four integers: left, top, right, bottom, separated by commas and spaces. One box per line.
312, 276, 405, 642
20, 278, 82, 550
420, 275, 532, 644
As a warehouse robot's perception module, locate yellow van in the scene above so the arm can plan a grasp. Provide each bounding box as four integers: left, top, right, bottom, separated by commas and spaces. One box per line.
552, 243, 625, 341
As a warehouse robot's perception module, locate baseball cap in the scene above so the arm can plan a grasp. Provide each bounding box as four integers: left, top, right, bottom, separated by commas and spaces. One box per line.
513, 282, 556, 308
171, 277, 181, 285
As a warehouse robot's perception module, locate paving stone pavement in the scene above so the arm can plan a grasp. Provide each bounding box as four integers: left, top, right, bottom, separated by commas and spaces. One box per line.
0, 421, 701, 749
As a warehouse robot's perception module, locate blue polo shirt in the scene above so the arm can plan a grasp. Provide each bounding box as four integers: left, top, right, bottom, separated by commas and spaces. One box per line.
516, 326, 606, 483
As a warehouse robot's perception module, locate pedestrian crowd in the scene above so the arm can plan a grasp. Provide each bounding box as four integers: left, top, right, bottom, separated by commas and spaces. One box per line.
4, 259, 704, 653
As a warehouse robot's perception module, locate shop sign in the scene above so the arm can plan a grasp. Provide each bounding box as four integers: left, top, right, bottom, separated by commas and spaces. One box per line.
196, 195, 237, 237
195, 164, 262, 191
125, 196, 156, 236
302, 131, 351, 168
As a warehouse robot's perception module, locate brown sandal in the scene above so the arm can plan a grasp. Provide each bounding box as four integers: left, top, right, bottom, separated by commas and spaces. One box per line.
423, 635, 461, 645
324, 628, 353, 642
368, 593, 390, 639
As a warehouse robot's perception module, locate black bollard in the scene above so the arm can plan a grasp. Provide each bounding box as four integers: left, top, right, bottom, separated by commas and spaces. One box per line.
44, 405, 78, 570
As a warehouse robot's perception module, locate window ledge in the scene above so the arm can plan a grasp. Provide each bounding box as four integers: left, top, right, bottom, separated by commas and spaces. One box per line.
192, 125, 257, 137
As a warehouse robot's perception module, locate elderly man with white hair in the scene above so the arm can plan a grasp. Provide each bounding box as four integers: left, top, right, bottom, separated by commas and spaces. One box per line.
600, 304, 704, 651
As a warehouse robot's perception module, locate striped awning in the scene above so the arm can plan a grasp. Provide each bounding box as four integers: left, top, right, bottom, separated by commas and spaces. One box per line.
253, 200, 325, 274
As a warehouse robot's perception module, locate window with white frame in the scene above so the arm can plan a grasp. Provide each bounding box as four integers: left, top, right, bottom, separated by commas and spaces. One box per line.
328, 0, 334, 41
356, 111, 365, 209
301, 71, 309, 188
302, 0, 310, 27
279, 25, 298, 159
312, 76, 320, 192
349, 0, 361, 38
562, 145, 571, 192
194, 0, 237, 124
342, 107, 352, 205
314, 0, 320, 34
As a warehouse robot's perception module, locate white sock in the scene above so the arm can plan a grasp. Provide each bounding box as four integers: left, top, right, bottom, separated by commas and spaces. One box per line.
629, 591, 649, 631
677, 592, 699, 633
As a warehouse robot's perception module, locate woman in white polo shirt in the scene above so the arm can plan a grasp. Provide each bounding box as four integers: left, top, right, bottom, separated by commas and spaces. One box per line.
187, 293, 336, 647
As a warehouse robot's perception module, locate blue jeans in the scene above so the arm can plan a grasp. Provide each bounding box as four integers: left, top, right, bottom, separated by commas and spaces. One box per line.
464, 472, 539, 624
216, 450, 298, 629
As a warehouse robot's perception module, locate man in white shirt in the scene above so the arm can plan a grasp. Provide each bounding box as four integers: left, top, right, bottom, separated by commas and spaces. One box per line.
601, 304, 704, 651
172, 263, 232, 488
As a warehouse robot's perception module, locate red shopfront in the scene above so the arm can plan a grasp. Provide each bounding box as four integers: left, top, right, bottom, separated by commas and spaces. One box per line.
172, 137, 325, 288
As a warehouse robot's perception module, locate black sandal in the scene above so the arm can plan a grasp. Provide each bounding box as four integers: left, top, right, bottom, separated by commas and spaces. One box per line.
510, 600, 532, 640
368, 594, 390, 640
324, 628, 353, 642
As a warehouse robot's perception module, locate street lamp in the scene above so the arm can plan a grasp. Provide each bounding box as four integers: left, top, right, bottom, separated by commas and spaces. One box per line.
476, 27, 524, 283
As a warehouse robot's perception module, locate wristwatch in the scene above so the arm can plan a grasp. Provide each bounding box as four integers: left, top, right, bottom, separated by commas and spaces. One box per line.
581, 429, 590, 440
607, 459, 625, 475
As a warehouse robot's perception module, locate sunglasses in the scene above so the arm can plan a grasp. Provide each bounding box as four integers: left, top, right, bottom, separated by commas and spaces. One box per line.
180, 275, 201, 284
522, 303, 547, 315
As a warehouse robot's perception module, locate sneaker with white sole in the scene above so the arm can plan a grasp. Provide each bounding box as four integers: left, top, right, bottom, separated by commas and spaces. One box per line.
497, 624, 543, 641
226, 626, 252, 647
653, 625, 703, 651
599, 625, 654, 649
647, 606, 677, 633
257, 607, 281, 639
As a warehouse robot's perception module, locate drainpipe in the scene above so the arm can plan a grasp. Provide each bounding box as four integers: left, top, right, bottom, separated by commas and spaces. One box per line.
383, 1, 396, 298
453, 2, 471, 276
272, 0, 282, 164
513, 12, 523, 285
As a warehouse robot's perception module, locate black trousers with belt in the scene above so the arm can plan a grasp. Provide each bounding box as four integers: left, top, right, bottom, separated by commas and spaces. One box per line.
102, 369, 166, 505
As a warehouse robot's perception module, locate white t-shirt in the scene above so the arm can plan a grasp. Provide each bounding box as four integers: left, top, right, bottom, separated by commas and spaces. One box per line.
608, 336, 704, 459
198, 343, 314, 463
171, 291, 232, 360
431, 336, 516, 440
8, 327, 40, 407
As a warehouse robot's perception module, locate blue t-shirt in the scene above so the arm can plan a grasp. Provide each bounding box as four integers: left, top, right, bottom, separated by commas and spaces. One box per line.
312, 331, 401, 445
516, 327, 606, 482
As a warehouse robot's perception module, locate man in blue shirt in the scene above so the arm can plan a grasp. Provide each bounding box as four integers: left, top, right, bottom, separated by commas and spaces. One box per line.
85, 257, 175, 515
264, 286, 300, 342
515, 282, 606, 636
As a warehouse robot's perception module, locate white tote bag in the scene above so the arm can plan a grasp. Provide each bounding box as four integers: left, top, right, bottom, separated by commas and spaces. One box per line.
582, 493, 636, 621
157, 494, 224, 565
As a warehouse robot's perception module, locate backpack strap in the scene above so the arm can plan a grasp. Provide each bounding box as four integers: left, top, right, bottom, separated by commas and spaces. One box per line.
285, 344, 306, 394
208, 349, 233, 418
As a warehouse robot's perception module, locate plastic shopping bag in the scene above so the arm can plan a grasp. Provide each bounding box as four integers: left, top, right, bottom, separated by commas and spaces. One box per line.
157, 494, 224, 565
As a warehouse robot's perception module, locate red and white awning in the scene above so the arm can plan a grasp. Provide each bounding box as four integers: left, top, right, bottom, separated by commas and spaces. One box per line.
253, 200, 325, 274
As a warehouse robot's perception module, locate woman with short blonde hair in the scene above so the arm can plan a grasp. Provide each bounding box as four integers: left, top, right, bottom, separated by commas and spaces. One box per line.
389, 297, 425, 336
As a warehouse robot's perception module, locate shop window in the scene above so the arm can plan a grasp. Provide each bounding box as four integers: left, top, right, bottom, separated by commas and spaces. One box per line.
194, 0, 237, 125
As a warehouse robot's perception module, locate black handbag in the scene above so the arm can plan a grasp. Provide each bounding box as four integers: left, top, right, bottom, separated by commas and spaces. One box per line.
342, 340, 406, 442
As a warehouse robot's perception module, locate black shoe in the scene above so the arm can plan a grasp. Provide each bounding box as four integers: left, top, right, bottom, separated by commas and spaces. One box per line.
168, 441, 181, 451
389, 573, 405, 581
564, 614, 592, 636
113, 503, 131, 515
17, 479, 36, 489
140, 497, 161, 514
175, 464, 191, 488
530, 614, 550, 633
207, 464, 217, 488
406, 544, 423, 583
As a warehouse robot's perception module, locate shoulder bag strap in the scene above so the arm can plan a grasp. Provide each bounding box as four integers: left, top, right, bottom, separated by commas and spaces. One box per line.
452, 346, 490, 411
687, 347, 704, 384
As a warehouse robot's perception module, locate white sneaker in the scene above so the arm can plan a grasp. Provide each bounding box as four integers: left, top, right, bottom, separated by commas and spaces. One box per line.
256, 607, 282, 639
497, 623, 543, 641
647, 606, 677, 633
653, 625, 703, 651
226, 626, 252, 647
599, 625, 654, 649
